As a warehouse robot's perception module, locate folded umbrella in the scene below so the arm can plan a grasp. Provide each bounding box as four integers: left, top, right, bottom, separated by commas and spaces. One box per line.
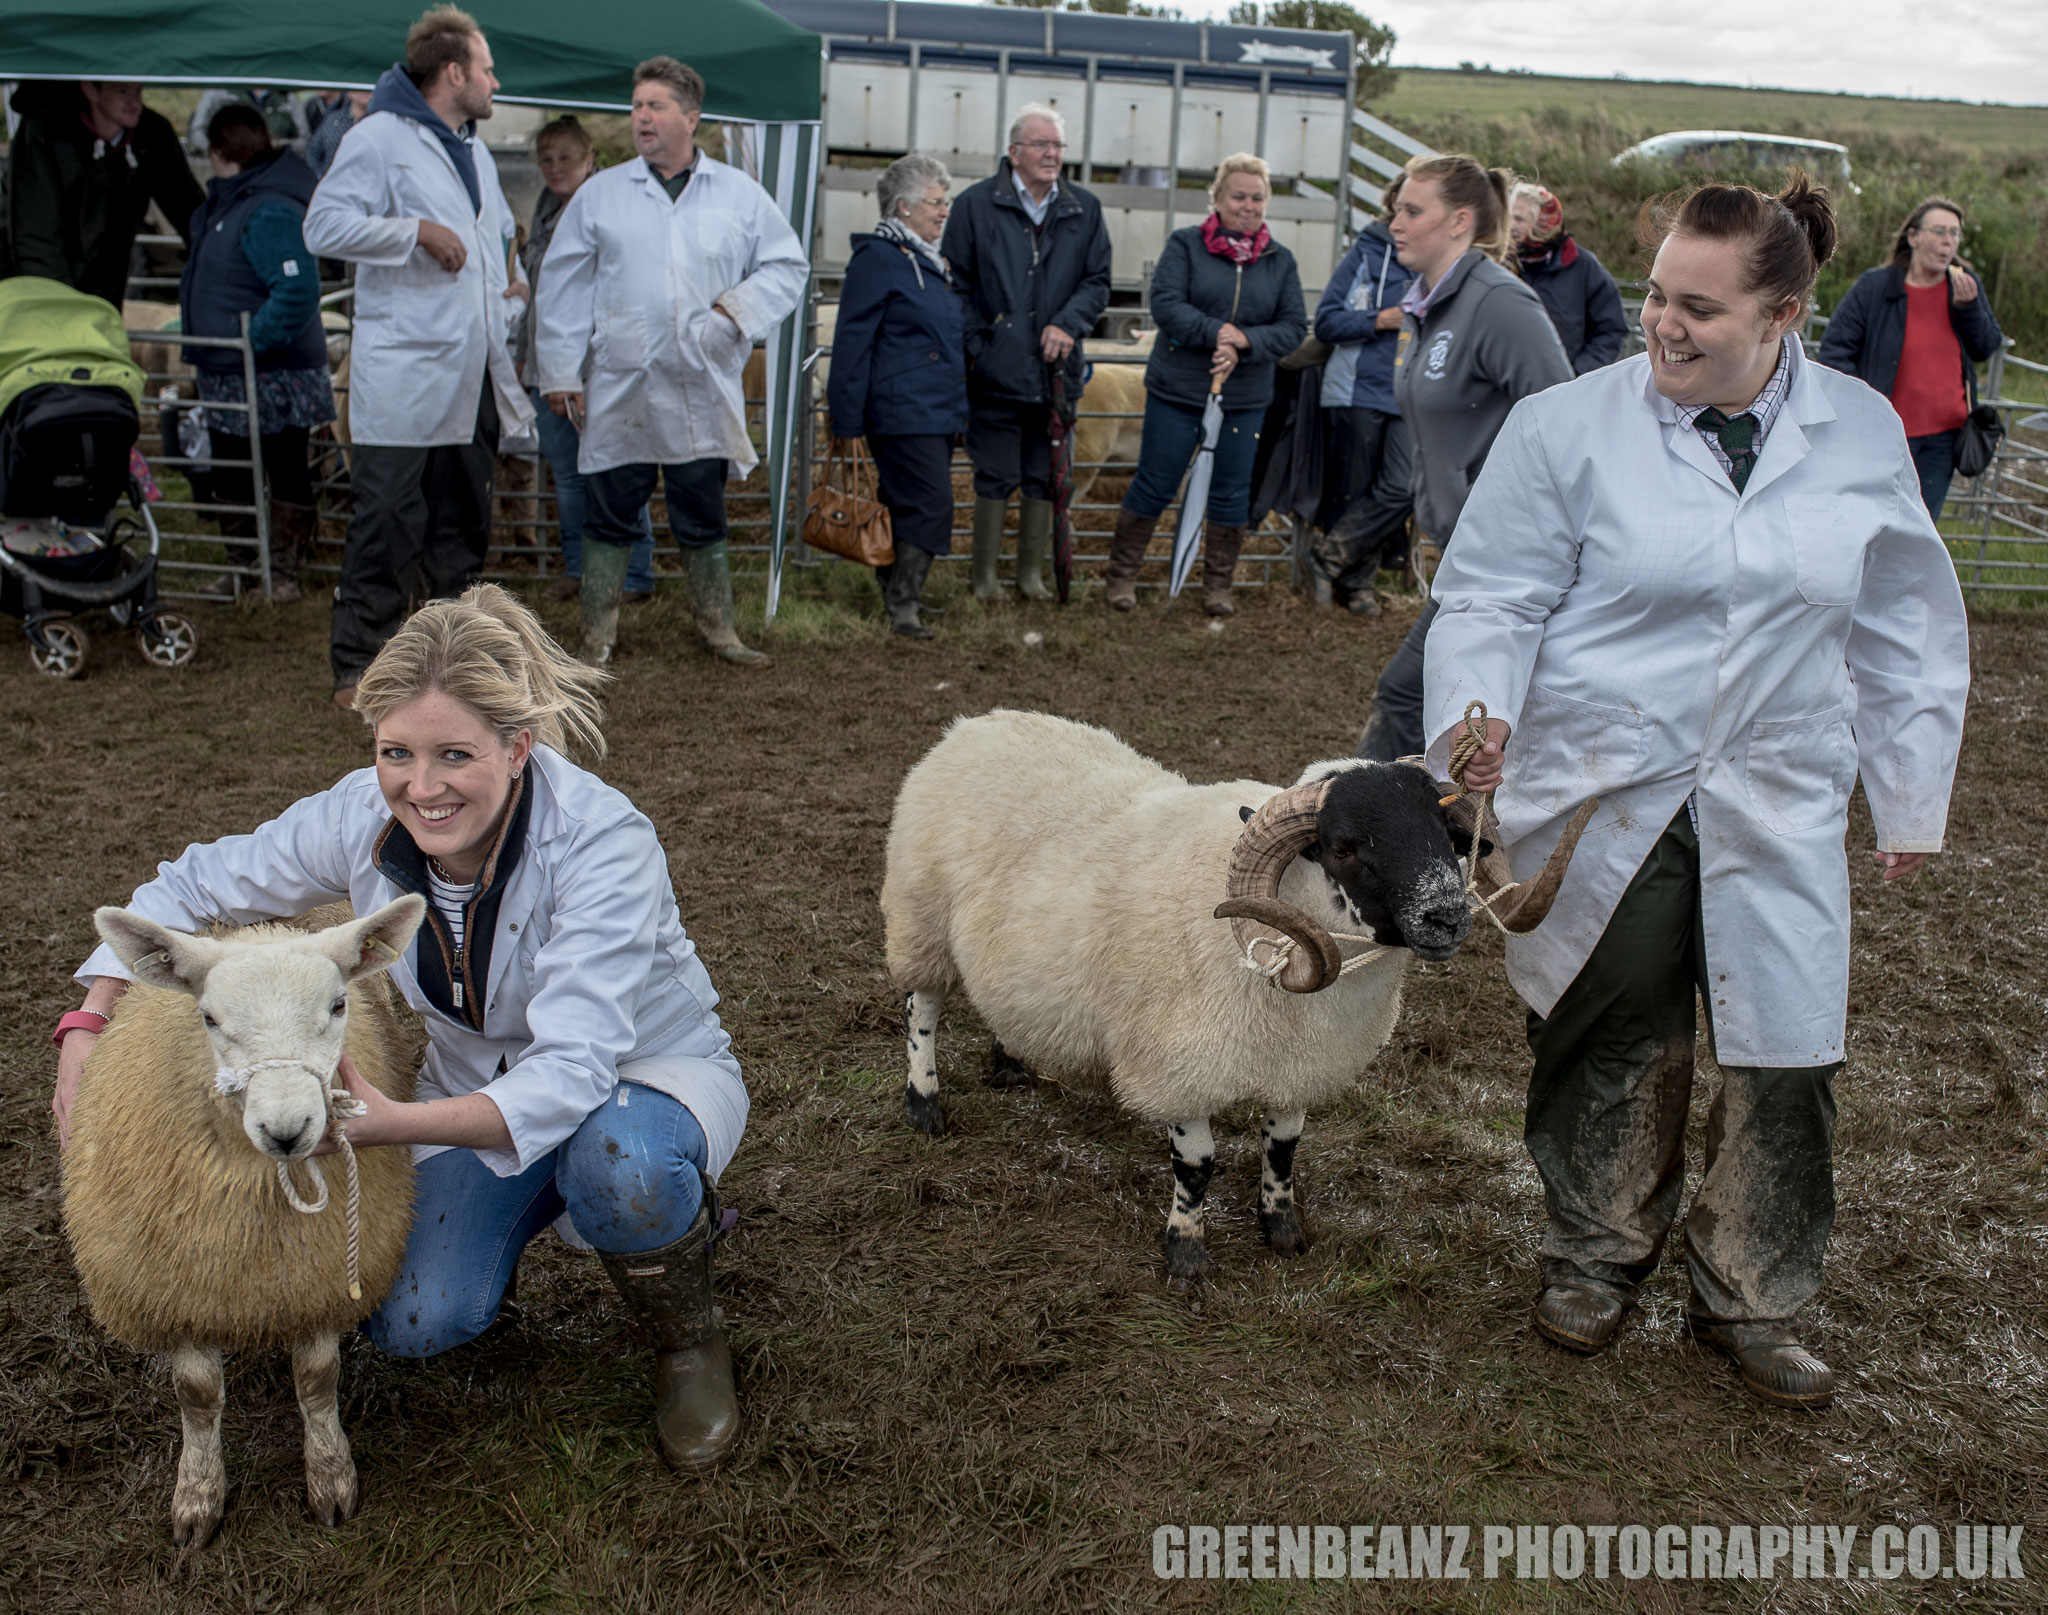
1169, 372, 1226, 598
1047, 367, 1077, 603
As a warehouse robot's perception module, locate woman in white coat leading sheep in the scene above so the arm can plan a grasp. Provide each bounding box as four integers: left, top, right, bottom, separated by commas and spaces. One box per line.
52, 587, 750, 1473
1424, 174, 1970, 1411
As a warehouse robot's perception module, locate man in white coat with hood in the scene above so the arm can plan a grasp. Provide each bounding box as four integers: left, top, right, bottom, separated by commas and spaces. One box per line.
305, 6, 534, 708
1423, 176, 1969, 1410
536, 56, 807, 669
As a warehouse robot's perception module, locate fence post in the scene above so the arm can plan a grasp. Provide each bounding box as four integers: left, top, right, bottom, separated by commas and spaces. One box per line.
240, 312, 272, 600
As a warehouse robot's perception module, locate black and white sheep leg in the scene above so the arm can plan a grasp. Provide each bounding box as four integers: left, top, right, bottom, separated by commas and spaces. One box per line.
294, 1331, 358, 1526
1163, 1118, 1217, 1283
902, 988, 947, 1136
1258, 1109, 1309, 1257
169, 1343, 227, 1548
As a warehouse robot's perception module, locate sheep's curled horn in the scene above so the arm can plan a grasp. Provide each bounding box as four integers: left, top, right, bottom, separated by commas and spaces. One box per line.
1429, 767, 1599, 935
1214, 780, 1344, 993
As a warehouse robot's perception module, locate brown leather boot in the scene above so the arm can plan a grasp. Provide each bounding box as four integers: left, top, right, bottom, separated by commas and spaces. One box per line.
1202, 524, 1246, 617
268, 500, 317, 605
598, 1190, 741, 1472
1103, 508, 1157, 612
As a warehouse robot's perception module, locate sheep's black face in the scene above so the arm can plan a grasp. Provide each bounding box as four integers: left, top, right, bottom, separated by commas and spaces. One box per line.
1308, 765, 1471, 962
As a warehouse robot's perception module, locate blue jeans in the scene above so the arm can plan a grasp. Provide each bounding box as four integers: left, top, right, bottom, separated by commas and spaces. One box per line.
1908, 429, 1957, 523
531, 388, 656, 591
1121, 393, 1264, 526
367, 1082, 707, 1358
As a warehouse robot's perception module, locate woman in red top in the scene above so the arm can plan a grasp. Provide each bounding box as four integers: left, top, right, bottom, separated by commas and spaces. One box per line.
1818, 196, 2004, 519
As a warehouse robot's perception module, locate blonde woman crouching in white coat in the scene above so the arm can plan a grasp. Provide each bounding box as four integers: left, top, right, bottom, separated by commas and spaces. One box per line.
54, 587, 750, 1472
1423, 174, 1969, 1410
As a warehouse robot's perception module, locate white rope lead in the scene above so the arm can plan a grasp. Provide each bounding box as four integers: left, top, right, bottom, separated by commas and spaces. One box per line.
217, 1056, 366, 1300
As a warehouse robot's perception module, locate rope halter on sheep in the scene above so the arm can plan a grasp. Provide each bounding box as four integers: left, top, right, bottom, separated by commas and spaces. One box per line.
213, 1058, 367, 1301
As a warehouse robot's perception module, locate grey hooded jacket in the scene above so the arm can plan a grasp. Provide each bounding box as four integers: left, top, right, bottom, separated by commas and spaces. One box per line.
1393, 249, 1572, 543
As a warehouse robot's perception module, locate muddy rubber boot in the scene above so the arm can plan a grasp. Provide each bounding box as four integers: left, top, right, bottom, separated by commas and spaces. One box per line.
1014, 498, 1057, 601
1687, 1318, 1836, 1410
885, 546, 936, 639
267, 500, 316, 606
970, 497, 1008, 603
1103, 508, 1156, 612
682, 541, 770, 667
578, 538, 630, 666
1533, 1284, 1630, 1355
598, 1191, 741, 1473
1202, 524, 1246, 617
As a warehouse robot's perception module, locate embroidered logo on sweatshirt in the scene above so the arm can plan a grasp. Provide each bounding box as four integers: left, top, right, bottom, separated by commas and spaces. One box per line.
1424, 330, 1455, 379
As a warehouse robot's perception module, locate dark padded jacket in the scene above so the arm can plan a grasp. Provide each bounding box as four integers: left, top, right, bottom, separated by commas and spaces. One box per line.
1144, 223, 1306, 412
2, 82, 203, 307
828, 232, 969, 439
940, 162, 1111, 405
179, 151, 328, 374
1817, 262, 2003, 409
1517, 236, 1628, 375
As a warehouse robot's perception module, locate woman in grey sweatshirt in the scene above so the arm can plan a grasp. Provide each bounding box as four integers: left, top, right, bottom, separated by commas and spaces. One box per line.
1357, 156, 1572, 761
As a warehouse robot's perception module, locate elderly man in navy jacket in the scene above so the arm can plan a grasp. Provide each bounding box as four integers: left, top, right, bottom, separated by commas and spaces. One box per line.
941, 104, 1111, 602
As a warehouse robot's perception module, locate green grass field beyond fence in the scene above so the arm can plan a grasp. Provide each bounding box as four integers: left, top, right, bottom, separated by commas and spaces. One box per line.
1371, 69, 2048, 356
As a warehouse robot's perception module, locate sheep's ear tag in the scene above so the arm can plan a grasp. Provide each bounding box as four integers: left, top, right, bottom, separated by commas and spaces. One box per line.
1238, 805, 1255, 823
363, 935, 402, 965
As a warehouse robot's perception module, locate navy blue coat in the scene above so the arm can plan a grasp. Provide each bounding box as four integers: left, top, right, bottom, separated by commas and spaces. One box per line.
939, 163, 1111, 405
1817, 263, 2004, 407
828, 232, 969, 440
1517, 237, 1627, 375
1145, 224, 1306, 412
1314, 220, 1412, 413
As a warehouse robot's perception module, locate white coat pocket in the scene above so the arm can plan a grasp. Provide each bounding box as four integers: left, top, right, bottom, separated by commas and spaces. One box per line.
1782, 495, 1867, 607
593, 307, 648, 373
1744, 703, 1856, 834
1497, 683, 1650, 839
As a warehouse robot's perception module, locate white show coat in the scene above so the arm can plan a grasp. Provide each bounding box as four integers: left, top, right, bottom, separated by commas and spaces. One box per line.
1423, 342, 1969, 1067
533, 155, 808, 477
303, 112, 535, 448
77, 747, 747, 1183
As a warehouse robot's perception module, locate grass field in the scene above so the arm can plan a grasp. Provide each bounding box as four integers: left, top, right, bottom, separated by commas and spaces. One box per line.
1377, 68, 2048, 154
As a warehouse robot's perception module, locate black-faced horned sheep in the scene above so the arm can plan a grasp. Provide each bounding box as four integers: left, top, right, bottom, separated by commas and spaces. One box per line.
63, 898, 425, 1547
879, 711, 1590, 1281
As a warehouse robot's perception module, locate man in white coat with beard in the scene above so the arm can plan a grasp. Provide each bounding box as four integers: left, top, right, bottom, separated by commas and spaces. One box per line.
1423, 176, 1969, 1410
304, 6, 534, 707
536, 56, 807, 668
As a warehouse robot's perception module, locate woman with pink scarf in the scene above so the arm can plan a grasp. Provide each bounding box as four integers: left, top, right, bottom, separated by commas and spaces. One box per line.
1104, 154, 1305, 617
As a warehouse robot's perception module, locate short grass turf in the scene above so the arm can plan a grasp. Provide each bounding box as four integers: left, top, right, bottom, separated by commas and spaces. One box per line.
1, 572, 2044, 1613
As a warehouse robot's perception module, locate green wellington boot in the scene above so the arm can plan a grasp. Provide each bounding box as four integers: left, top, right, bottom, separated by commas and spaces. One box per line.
970, 497, 1008, 603
598, 1189, 742, 1473
577, 538, 631, 666
1014, 498, 1057, 601
681, 541, 770, 667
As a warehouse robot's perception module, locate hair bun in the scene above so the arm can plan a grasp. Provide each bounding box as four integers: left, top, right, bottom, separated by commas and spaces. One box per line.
1776, 170, 1838, 272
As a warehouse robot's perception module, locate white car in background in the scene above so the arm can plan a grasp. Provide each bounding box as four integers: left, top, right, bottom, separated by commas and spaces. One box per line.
1612, 130, 1857, 192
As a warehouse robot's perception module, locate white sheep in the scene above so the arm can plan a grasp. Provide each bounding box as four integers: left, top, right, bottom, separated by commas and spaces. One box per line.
63, 897, 425, 1546
880, 711, 1589, 1280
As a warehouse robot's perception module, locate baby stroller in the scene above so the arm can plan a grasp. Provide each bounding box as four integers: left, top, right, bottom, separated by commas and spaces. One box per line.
0, 278, 196, 678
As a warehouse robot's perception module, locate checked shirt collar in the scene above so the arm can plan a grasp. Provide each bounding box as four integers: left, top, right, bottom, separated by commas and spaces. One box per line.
1675, 335, 1796, 485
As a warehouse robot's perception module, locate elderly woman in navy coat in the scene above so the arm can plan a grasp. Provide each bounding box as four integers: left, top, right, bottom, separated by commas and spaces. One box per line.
829, 153, 969, 639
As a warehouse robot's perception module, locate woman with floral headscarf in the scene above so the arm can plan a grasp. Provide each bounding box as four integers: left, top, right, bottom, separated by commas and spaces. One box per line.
1509, 182, 1629, 375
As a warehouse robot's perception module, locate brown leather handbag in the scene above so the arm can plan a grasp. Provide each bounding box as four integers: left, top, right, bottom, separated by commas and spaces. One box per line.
802, 438, 894, 567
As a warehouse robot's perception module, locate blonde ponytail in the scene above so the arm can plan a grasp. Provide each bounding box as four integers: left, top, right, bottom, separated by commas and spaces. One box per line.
354, 584, 610, 758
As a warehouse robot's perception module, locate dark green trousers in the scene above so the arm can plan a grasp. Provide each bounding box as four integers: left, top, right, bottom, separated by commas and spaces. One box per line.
1524, 810, 1839, 1324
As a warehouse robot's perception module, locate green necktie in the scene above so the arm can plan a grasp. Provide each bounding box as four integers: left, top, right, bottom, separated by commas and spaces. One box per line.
1695, 407, 1759, 492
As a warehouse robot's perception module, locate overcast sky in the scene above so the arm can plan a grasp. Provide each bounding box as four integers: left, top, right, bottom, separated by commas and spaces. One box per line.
1181, 0, 2045, 106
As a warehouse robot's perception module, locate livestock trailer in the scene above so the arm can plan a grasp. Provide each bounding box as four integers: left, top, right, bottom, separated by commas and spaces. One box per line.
758, 0, 1425, 298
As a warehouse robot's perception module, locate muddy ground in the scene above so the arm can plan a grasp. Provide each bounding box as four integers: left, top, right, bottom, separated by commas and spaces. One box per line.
0, 571, 2043, 1613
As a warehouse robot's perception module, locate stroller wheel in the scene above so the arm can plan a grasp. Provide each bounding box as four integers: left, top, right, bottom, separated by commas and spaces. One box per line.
29, 618, 90, 679
139, 612, 198, 669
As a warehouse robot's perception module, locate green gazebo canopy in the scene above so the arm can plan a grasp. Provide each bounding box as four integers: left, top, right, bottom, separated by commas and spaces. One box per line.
0, 0, 821, 122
